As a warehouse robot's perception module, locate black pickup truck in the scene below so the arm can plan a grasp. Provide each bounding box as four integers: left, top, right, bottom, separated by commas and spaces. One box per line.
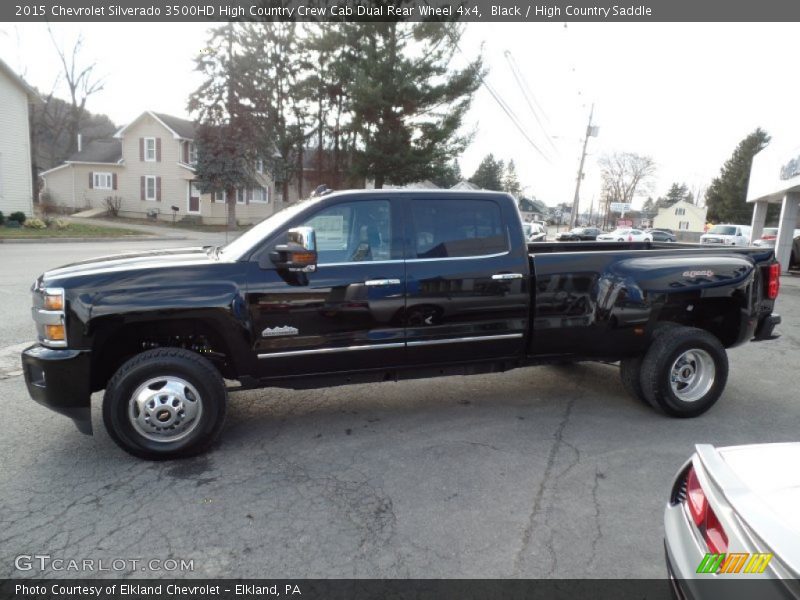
22, 190, 782, 459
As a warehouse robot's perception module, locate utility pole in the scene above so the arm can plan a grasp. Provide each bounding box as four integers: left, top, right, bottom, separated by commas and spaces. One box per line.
569, 103, 597, 229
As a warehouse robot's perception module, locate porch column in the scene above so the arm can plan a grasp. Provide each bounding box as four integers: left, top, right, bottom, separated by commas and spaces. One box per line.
775, 192, 800, 272
749, 200, 769, 242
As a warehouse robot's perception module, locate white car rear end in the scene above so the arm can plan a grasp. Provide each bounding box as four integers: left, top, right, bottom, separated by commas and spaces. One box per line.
665, 443, 800, 598
596, 228, 652, 242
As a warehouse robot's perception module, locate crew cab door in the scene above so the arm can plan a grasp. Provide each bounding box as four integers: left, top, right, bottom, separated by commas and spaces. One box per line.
246, 197, 406, 378
403, 196, 529, 364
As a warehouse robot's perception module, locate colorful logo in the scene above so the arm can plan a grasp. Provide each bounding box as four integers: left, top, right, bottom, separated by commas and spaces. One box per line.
696, 553, 773, 574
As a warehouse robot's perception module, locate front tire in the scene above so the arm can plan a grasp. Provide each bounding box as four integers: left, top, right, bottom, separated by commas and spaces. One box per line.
103, 348, 228, 459
640, 327, 728, 418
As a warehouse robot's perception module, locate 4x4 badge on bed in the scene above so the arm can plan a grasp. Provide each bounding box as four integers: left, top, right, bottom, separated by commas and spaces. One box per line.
682, 270, 714, 278
262, 326, 299, 337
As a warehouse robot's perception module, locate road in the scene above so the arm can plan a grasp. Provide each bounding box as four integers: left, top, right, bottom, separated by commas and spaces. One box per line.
1, 240, 798, 579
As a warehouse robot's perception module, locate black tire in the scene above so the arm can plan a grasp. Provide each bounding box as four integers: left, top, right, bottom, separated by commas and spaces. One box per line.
640, 327, 728, 418
102, 348, 228, 459
619, 322, 679, 407
620, 356, 653, 407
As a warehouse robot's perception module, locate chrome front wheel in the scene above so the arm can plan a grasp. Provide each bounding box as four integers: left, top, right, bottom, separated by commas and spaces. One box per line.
129, 376, 203, 442
103, 348, 227, 459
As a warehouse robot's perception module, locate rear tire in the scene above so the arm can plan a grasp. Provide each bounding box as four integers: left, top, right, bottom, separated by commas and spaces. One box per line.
640, 327, 728, 418
103, 348, 228, 459
620, 356, 653, 407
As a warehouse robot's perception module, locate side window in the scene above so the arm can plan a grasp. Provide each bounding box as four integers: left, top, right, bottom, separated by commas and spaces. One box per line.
410, 199, 508, 258
301, 200, 392, 264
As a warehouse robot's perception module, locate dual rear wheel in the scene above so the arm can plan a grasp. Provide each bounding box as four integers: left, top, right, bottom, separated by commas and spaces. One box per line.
620, 326, 728, 417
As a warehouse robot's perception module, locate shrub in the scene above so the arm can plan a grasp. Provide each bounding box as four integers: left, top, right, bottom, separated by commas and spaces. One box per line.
0, 211, 4, 226
8, 211, 26, 224
104, 196, 123, 217
23, 217, 47, 229
39, 192, 58, 217
55, 219, 69, 230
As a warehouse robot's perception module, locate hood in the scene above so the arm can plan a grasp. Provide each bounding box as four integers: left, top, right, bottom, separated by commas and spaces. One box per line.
42, 247, 217, 283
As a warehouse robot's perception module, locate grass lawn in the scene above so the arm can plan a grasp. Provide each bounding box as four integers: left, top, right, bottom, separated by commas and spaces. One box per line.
0, 222, 147, 239
109, 216, 248, 233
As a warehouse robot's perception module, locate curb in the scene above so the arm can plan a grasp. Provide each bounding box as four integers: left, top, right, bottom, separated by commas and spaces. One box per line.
0, 235, 189, 244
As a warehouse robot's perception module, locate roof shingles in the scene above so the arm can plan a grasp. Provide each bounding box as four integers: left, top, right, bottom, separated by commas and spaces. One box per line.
67, 139, 123, 163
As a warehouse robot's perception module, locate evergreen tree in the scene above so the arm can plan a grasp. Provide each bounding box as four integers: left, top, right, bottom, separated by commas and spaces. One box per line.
244, 23, 314, 201
706, 128, 771, 223
430, 158, 462, 188
502, 160, 522, 197
188, 24, 260, 230
469, 154, 504, 190
347, 22, 483, 188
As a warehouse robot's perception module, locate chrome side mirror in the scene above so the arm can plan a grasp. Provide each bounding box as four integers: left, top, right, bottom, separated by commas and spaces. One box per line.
269, 226, 318, 272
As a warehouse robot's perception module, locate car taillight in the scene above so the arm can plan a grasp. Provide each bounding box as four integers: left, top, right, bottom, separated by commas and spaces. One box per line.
705, 507, 729, 554
686, 467, 707, 525
683, 466, 729, 554
765, 262, 780, 300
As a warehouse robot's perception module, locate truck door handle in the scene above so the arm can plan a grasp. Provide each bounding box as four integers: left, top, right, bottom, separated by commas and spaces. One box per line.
364, 279, 401, 286
491, 273, 524, 280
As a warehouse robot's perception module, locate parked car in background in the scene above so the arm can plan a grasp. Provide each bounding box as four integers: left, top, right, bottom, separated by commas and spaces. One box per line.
555, 227, 601, 241
665, 443, 800, 595
700, 224, 752, 247
752, 229, 800, 268
597, 228, 653, 242
752, 228, 780, 247
523, 222, 547, 242
646, 229, 677, 242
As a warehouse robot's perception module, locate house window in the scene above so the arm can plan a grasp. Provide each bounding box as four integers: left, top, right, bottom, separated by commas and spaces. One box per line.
214, 191, 226, 203
236, 188, 246, 204
93, 172, 113, 190
189, 143, 198, 165
679, 221, 690, 230
675, 207, 686, 215
144, 138, 156, 162
252, 186, 269, 203
145, 176, 157, 201
256, 159, 264, 174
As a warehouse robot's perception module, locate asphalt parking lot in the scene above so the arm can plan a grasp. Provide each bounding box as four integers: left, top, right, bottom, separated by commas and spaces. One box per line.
1, 240, 799, 579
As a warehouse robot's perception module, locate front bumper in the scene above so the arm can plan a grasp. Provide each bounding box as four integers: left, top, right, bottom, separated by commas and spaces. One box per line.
21, 344, 92, 434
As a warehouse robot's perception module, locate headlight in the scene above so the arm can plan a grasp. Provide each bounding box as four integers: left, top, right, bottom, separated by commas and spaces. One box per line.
32, 286, 67, 348
44, 291, 64, 310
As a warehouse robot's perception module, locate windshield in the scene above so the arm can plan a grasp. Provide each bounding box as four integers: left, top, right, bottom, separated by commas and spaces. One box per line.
761, 228, 779, 237
522, 223, 532, 235
219, 198, 320, 260
708, 225, 737, 235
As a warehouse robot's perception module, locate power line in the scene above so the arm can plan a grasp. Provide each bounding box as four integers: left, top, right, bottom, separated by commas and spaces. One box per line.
503, 50, 558, 155
444, 28, 552, 163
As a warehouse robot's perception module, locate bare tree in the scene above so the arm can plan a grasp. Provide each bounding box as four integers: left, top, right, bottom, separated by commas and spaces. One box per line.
46, 25, 105, 158
598, 152, 656, 220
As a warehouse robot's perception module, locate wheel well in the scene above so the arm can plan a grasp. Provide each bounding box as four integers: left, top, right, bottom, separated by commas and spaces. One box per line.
90, 318, 235, 392
656, 296, 746, 348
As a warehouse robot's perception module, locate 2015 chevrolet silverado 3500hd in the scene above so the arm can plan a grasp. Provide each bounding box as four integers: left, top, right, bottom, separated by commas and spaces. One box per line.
22, 190, 782, 459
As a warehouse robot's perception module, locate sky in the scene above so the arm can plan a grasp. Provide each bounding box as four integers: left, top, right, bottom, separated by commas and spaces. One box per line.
2, 21, 799, 209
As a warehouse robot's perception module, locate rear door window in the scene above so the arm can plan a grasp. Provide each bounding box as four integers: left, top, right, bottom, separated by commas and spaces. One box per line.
409, 199, 508, 258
